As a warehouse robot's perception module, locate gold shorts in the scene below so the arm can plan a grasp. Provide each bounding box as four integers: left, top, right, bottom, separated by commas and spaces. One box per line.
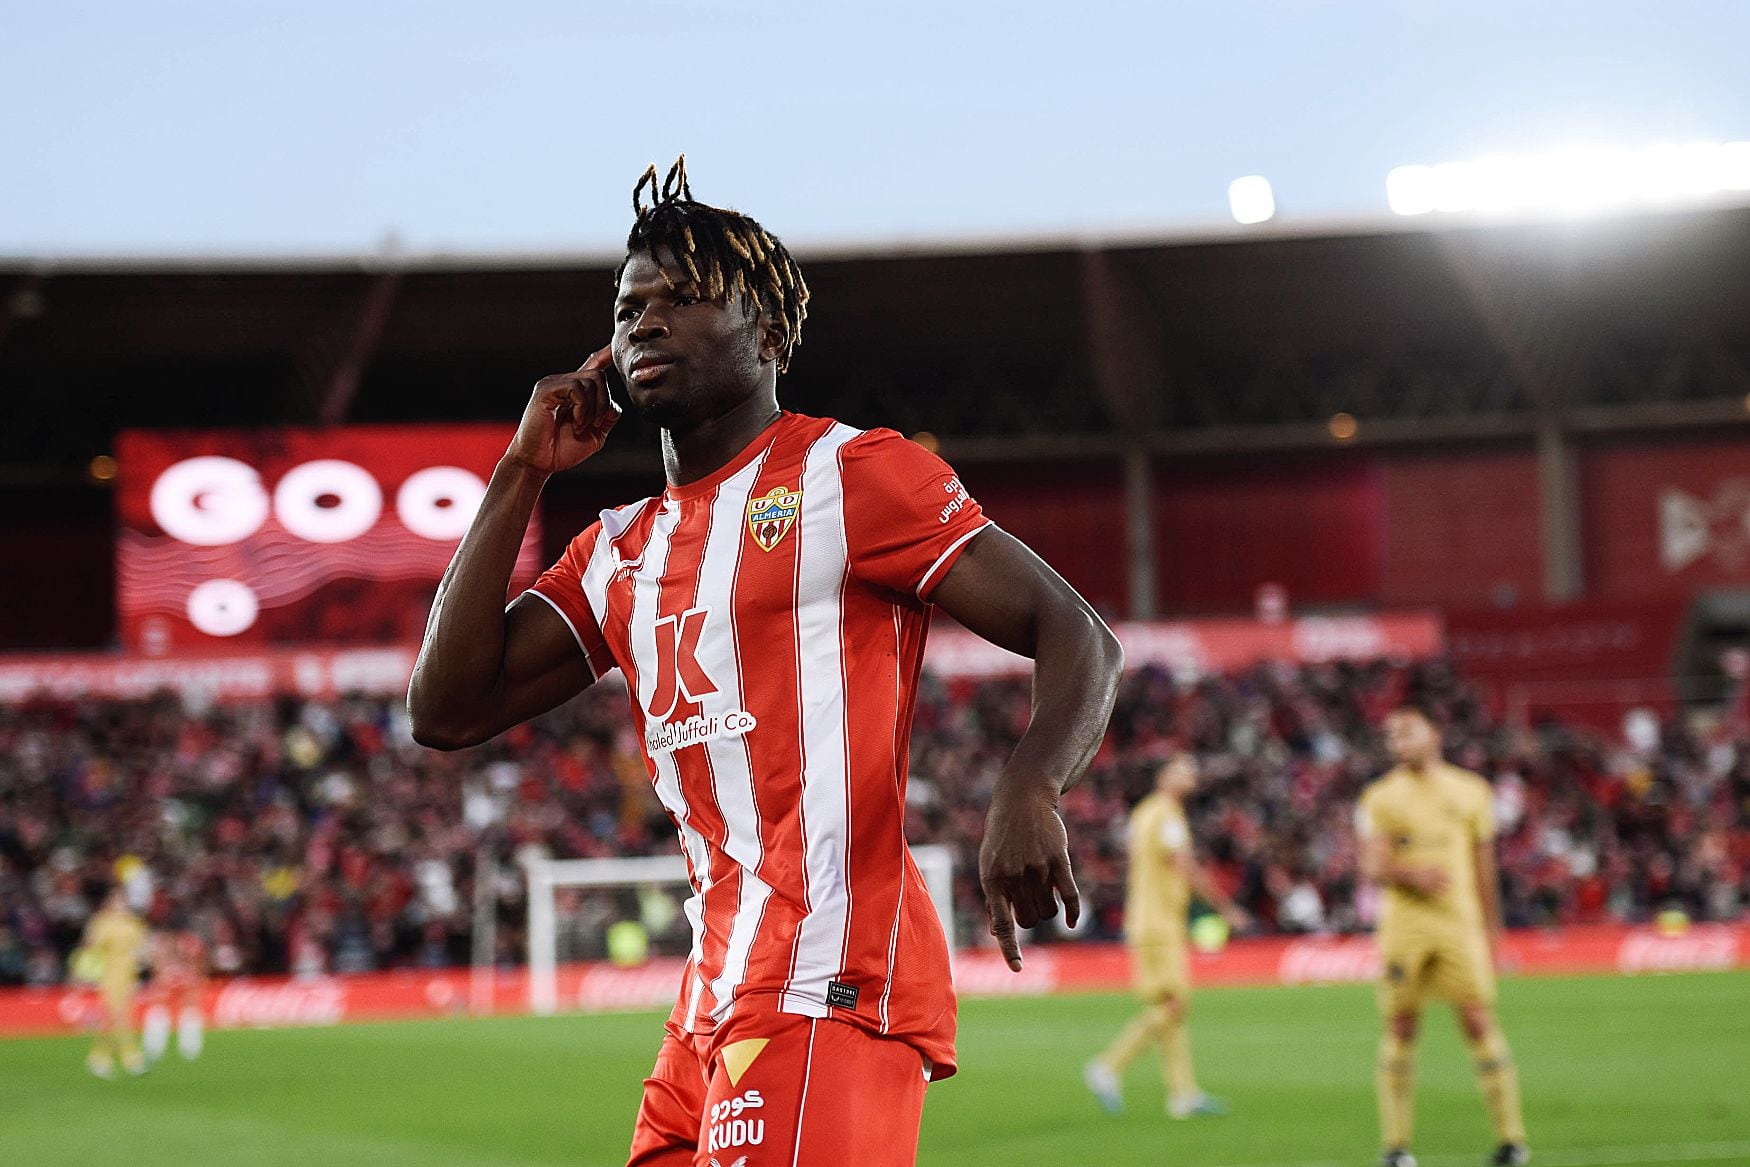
99, 981, 137, 1016
1377, 930, 1495, 1014
1130, 938, 1190, 1002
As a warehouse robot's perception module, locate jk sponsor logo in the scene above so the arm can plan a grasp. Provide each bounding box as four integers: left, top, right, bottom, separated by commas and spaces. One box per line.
644, 708, 757, 756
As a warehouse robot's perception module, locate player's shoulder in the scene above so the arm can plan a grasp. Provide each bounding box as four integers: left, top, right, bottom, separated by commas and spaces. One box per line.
1441, 762, 1492, 795
1359, 769, 1403, 802
829, 419, 951, 469
597, 493, 663, 537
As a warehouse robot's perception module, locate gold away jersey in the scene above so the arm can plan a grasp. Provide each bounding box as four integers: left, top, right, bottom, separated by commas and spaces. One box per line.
1356, 763, 1496, 940
1124, 793, 1192, 944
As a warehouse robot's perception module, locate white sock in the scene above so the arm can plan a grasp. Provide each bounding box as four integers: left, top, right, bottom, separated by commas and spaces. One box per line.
143, 1006, 171, 1062
177, 1008, 204, 1060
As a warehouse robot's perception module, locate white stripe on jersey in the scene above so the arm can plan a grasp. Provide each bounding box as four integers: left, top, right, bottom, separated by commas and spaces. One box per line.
692, 452, 767, 875
695, 451, 775, 1020
626, 498, 715, 1029
781, 422, 858, 1017
711, 871, 774, 1024
581, 497, 651, 635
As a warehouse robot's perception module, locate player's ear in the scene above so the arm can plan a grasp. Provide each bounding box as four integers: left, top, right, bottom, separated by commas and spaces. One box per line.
756, 311, 786, 366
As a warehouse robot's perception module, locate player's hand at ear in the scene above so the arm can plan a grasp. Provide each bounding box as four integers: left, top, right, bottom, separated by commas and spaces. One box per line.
978, 784, 1081, 973
508, 347, 621, 474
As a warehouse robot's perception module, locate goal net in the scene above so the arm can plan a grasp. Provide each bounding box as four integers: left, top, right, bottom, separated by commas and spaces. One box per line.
522, 844, 957, 1016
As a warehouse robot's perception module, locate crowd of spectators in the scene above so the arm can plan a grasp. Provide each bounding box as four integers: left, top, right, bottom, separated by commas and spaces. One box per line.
2, 658, 1746, 986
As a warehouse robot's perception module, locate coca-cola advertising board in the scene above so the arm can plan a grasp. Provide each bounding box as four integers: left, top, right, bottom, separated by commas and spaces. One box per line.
2, 924, 1739, 1038
117, 425, 540, 652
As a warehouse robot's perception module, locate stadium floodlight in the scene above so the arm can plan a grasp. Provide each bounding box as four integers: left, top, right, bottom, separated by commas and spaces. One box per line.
1386, 141, 1750, 217
1227, 175, 1276, 224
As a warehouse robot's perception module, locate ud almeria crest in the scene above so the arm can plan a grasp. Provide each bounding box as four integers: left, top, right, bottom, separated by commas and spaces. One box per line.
746, 486, 802, 552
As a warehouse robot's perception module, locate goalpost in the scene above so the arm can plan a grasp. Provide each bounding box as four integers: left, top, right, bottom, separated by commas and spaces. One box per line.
521, 844, 957, 1016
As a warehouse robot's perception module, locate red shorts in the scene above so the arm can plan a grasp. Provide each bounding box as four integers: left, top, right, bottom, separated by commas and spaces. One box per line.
627, 1013, 929, 1167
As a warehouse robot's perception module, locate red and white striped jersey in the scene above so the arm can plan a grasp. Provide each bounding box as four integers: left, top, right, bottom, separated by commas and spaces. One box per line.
527, 412, 989, 1076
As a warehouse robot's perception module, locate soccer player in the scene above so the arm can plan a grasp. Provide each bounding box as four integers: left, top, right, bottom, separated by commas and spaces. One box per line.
408, 158, 1124, 1166
143, 921, 208, 1063
78, 887, 148, 1079
1084, 750, 1250, 1118
1358, 707, 1529, 1167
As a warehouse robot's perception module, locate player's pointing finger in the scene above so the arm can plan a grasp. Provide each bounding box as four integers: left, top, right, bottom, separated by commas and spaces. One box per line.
986, 892, 1022, 972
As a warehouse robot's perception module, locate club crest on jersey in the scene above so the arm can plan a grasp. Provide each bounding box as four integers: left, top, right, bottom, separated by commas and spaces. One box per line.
746, 486, 802, 552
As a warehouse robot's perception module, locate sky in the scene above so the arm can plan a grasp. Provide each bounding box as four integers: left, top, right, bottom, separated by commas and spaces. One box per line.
3, 0, 1748, 257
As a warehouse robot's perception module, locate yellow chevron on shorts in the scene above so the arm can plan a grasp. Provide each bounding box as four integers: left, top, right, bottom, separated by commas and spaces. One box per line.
720, 1038, 769, 1087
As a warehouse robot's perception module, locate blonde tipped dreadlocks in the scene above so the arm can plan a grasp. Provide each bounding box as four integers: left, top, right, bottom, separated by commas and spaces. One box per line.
619, 155, 810, 373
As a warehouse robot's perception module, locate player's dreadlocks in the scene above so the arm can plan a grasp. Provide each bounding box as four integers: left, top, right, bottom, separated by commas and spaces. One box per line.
618, 155, 810, 373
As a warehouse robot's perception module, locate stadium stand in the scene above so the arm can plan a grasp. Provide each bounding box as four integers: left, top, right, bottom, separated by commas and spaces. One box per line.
3, 658, 1744, 986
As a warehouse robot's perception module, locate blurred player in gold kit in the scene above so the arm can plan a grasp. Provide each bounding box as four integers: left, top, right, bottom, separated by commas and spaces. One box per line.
1085, 751, 1249, 1118
75, 887, 149, 1079
1358, 707, 1528, 1167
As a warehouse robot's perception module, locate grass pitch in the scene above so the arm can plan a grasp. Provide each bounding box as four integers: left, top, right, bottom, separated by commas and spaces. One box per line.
1, 972, 1744, 1167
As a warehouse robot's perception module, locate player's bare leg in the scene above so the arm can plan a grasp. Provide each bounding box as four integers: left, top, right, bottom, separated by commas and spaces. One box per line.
114, 1008, 146, 1075
1159, 996, 1224, 1118
1458, 1003, 1527, 1165
1085, 1003, 1166, 1113
1377, 1009, 1420, 1166
86, 1027, 117, 1079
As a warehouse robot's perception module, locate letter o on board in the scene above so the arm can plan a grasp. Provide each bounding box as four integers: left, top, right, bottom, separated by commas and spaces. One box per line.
396, 466, 486, 540
273, 460, 382, 543
150, 457, 271, 545
187, 579, 260, 636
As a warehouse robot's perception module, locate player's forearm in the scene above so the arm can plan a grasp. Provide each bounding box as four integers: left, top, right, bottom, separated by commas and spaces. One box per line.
1361, 849, 1415, 893
1191, 864, 1238, 914
408, 456, 548, 734
1476, 847, 1505, 936
994, 605, 1124, 799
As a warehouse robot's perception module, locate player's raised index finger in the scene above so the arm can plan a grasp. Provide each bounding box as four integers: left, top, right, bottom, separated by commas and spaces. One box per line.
577, 346, 614, 372
985, 893, 1022, 972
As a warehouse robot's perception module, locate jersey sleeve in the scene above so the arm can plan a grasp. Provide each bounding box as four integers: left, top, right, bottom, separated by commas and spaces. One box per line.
522, 522, 615, 680
840, 428, 992, 602
1159, 814, 1190, 852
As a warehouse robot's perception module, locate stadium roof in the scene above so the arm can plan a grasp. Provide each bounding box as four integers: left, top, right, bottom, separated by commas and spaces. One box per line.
5, 203, 1750, 484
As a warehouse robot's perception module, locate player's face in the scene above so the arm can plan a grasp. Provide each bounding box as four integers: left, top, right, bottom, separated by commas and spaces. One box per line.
612, 249, 770, 432
1384, 712, 1438, 767
1158, 754, 1197, 795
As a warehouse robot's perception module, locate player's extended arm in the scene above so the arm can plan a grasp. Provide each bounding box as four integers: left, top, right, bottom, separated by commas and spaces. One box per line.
1179, 850, 1251, 930
930, 527, 1124, 971
1474, 838, 1506, 950
407, 350, 620, 750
